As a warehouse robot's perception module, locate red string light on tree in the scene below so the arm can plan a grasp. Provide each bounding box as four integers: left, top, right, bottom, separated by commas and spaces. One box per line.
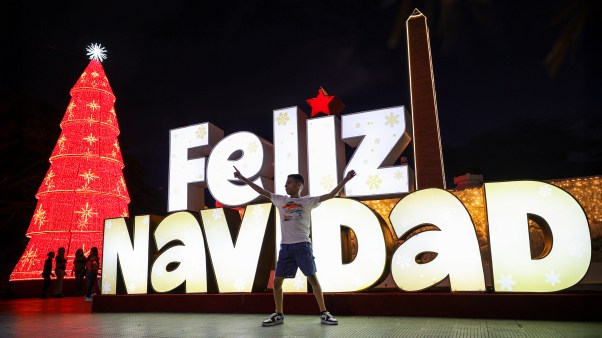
10, 44, 130, 280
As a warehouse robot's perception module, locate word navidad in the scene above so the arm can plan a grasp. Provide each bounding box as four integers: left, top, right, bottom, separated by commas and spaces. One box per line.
101, 106, 591, 295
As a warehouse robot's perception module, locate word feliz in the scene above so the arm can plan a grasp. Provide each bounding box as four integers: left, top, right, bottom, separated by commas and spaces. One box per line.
101, 181, 591, 295
168, 106, 413, 211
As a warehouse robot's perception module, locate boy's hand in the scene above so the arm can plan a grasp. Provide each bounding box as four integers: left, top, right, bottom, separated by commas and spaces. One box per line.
233, 166, 242, 179
232, 165, 271, 197
345, 170, 357, 181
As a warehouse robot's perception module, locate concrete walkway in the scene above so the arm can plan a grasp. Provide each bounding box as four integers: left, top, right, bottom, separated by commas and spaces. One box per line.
0, 297, 600, 337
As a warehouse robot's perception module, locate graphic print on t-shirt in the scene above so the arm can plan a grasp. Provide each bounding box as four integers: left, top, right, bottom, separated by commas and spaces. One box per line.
282, 201, 304, 221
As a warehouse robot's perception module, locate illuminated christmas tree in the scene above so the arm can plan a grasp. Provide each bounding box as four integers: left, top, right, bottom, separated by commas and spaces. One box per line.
10, 44, 129, 280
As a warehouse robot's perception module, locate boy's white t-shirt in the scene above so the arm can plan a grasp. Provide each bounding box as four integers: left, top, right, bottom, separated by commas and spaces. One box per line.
270, 193, 321, 244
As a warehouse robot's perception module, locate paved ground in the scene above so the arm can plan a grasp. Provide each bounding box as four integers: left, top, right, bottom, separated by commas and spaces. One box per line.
0, 297, 601, 337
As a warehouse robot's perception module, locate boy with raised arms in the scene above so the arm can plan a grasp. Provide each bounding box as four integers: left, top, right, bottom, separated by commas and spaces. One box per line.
233, 166, 356, 326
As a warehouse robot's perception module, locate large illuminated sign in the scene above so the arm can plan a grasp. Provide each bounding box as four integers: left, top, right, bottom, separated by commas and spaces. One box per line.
485, 181, 591, 292
102, 178, 592, 294
102, 102, 593, 294
389, 188, 486, 292
168, 106, 412, 208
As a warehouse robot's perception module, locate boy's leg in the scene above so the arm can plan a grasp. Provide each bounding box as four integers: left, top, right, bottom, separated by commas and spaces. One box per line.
262, 276, 286, 326
307, 274, 326, 312
308, 274, 338, 325
273, 276, 284, 313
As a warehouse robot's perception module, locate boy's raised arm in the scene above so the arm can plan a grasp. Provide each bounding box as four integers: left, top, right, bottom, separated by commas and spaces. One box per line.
318, 170, 357, 202
233, 166, 271, 198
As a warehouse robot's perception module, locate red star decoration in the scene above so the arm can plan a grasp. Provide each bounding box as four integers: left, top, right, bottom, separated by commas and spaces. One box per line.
306, 87, 345, 118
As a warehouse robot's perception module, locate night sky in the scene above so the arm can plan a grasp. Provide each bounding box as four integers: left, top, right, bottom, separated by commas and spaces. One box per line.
3, 0, 601, 219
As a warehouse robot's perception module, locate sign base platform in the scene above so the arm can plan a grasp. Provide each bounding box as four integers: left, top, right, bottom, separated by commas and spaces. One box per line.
91, 292, 601, 321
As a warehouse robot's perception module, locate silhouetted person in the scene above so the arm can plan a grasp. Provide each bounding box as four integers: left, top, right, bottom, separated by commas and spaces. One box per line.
53, 247, 66, 297
72, 248, 86, 295
84, 247, 100, 302
41, 251, 55, 298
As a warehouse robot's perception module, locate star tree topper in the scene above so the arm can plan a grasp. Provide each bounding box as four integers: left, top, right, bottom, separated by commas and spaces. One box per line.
306, 87, 345, 118
86, 43, 108, 62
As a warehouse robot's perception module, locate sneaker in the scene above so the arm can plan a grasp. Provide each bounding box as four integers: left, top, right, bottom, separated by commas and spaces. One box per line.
320, 311, 338, 325
262, 312, 284, 326
84, 296, 93, 302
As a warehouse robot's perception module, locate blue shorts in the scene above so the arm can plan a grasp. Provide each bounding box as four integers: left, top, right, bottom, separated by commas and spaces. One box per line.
275, 242, 317, 278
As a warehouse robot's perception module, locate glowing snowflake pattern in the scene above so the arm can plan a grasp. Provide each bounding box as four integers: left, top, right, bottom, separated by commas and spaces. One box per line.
385, 112, 400, 128
293, 276, 306, 289
103, 281, 112, 293
234, 279, 246, 291
545, 270, 561, 286
212, 209, 222, 220
320, 175, 335, 191
57, 135, 67, 153
75, 202, 98, 230
67, 101, 77, 115
83, 133, 98, 145
276, 112, 289, 126
87, 100, 101, 111
568, 241, 585, 258
394, 253, 411, 269
196, 125, 207, 139
19, 247, 39, 271
393, 170, 404, 180
83, 149, 94, 160
396, 219, 410, 231
247, 142, 258, 153
115, 181, 123, 195
108, 107, 116, 119
115, 177, 127, 195
85, 114, 99, 126
539, 185, 552, 197
366, 174, 382, 190
496, 273, 516, 291
33, 204, 47, 229
86, 43, 108, 62
128, 283, 137, 292
252, 205, 264, 218
352, 276, 365, 288
80, 169, 99, 186
105, 220, 113, 229
43, 170, 56, 190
